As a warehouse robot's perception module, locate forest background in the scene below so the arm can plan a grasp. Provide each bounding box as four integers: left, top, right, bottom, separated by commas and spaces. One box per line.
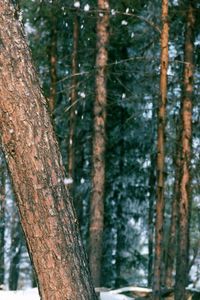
0, 0, 200, 298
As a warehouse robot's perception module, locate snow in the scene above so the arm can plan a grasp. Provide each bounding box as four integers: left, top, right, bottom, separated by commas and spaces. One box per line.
0, 288, 40, 300
0, 289, 134, 300
74, 1, 80, 8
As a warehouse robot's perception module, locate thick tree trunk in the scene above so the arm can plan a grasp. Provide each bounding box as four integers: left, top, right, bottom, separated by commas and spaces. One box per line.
89, 0, 109, 287
68, 11, 79, 193
0, 153, 6, 287
175, 2, 195, 300
153, 0, 169, 298
0, 2, 97, 299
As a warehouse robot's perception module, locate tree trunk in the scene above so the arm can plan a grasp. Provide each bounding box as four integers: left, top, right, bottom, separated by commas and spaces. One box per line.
68, 10, 79, 194
153, 0, 169, 298
175, 2, 195, 300
164, 118, 181, 288
0, 2, 97, 299
0, 153, 6, 287
89, 0, 110, 287
8, 215, 22, 290
49, 12, 57, 114
148, 151, 156, 288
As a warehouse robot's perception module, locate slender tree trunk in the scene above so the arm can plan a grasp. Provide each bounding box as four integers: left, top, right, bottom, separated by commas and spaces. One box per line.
148, 151, 156, 287
49, 13, 57, 114
153, 0, 169, 298
175, 2, 195, 299
89, 0, 110, 287
0, 2, 97, 299
8, 215, 22, 290
164, 118, 180, 288
68, 10, 79, 193
0, 154, 6, 287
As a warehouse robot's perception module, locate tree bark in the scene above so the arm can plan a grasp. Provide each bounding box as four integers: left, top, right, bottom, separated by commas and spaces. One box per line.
89, 0, 109, 287
0, 2, 97, 299
175, 2, 195, 300
153, 0, 169, 298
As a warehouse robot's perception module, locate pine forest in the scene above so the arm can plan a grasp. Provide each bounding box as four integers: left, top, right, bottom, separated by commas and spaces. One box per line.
0, 0, 200, 299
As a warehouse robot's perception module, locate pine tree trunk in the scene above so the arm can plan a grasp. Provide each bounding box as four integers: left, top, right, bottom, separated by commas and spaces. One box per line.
49, 13, 57, 114
89, 0, 109, 287
0, 2, 97, 299
164, 119, 180, 288
0, 154, 6, 287
148, 151, 156, 287
8, 215, 22, 290
68, 10, 79, 193
175, 2, 195, 299
153, 0, 169, 298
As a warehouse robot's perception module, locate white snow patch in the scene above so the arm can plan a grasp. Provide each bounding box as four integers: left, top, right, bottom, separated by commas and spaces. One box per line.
74, 1, 80, 8
0, 289, 134, 300
80, 178, 85, 184
64, 177, 73, 185
121, 20, 128, 26
84, 4, 90, 11
0, 288, 40, 300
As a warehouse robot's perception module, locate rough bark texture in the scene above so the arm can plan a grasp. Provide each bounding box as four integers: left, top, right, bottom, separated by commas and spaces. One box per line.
0, 154, 6, 286
68, 11, 79, 192
0, 2, 97, 299
89, 0, 109, 287
153, 0, 169, 298
175, 2, 195, 300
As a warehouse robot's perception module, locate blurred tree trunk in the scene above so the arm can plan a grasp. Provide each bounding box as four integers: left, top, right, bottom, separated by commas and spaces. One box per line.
164, 118, 180, 288
153, 0, 169, 298
0, 2, 97, 299
89, 0, 110, 287
175, 2, 195, 300
49, 11, 57, 114
8, 214, 22, 290
0, 153, 6, 287
68, 9, 79, 196
148, 151, 156, 287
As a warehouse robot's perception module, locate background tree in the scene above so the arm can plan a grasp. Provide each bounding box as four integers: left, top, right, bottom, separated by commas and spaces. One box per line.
0, 152, 6, 288
153, 0, 169, 298
89, 0, 110, 287
175, 2, 195, 299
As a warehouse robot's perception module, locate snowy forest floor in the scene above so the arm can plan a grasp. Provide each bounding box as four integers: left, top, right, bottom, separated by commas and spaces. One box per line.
0, 286, 200, 300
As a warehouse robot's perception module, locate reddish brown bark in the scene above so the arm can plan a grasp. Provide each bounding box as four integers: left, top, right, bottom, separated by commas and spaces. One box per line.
175, 2, 195, 300
68, 11, 79, 190
0, 2, 97, 299
89, 0, 109, 287
153, 0, 169, 298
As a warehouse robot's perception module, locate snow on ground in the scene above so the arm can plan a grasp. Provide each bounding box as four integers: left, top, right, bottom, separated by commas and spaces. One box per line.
0, 288, 40, 300
0, 288, 134, 300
